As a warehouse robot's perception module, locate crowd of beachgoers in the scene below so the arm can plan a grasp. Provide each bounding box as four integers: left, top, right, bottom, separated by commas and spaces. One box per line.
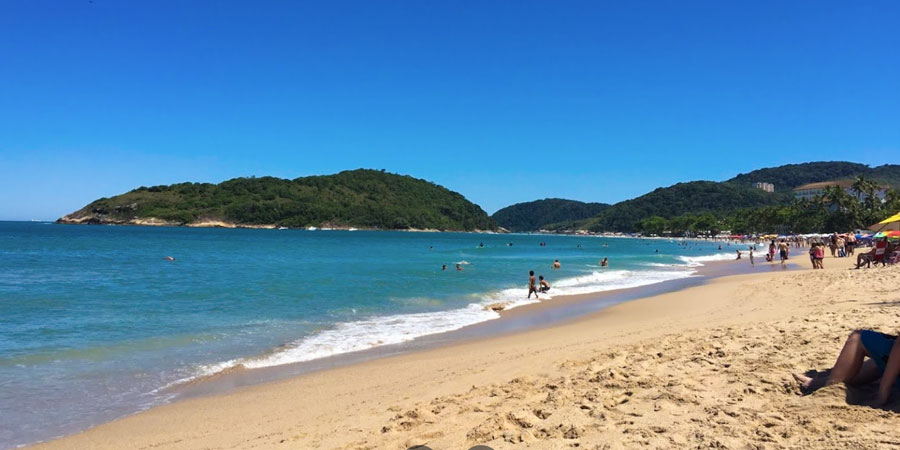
685, 231, 898, 270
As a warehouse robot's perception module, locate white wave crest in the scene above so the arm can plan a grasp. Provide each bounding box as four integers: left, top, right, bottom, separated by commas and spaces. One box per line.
677, 253, 737, 267
187, 268, 697, 379
197, 304, 499, 372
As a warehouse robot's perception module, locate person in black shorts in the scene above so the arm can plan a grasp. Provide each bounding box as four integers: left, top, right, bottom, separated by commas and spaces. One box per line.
538, 275, 550, 293
793, 329, 900, 407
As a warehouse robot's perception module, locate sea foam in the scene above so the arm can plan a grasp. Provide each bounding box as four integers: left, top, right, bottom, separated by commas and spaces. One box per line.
191, 267, 697, 377
677, 252, 737, 267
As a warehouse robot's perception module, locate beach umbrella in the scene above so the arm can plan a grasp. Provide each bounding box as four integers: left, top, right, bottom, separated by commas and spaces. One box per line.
869, 212, 900, 232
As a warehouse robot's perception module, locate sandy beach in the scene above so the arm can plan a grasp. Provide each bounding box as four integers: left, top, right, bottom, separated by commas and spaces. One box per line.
28, 254, 900, 450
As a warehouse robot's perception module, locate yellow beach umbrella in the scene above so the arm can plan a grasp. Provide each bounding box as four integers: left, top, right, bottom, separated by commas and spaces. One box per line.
880, 212, 900, 224
870, 212, 900, 232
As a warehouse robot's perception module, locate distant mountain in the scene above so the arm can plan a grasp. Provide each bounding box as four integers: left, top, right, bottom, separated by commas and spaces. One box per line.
491, 198, 610, 232
868, 164, 900, 188
727, 161, 900, 191
578, 161, 900, 232
582, 181, 790, 232
58, 169, 498, 231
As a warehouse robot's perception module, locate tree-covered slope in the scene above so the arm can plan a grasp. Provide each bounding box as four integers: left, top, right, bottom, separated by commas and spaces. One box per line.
581, 162, 900, 232
583, 181, 789, 232
491, 198, 609, 232
868, 164, 900, 188
726, 161, 900, 191
58, 169, 497, 231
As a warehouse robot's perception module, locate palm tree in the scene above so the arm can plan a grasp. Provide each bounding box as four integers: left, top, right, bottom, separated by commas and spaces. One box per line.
823, 185, 852, 211
852, 175, 878, 203
852, 175, 882, 224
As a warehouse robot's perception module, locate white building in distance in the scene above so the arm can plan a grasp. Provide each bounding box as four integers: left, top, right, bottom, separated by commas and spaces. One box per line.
753, 182, 774, 193
793, 180, 888, 202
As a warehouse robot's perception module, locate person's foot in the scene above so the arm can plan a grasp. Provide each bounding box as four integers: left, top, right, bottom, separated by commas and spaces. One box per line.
792, 373, 825, 393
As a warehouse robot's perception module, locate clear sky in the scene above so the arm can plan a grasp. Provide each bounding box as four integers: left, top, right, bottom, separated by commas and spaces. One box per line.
1, 1, 898, 220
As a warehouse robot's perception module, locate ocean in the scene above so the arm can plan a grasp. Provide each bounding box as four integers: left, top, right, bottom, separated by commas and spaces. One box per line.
0, 221, 740, 448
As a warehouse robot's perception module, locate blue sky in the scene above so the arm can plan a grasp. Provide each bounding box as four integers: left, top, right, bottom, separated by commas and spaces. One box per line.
1, 1, 898, 220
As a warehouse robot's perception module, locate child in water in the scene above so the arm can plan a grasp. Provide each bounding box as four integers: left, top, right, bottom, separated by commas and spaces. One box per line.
539, 275, 551, 293
527, 270, 539, 299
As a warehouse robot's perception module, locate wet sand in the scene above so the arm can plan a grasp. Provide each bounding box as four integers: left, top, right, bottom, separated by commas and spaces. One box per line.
165, 256, 771, 401
31, 253, 900, 449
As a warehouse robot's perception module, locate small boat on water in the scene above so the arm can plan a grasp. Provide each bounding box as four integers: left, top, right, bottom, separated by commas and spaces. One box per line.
306, 226, 318, 231
348, 227, 358, 231
278, 226, 288, 230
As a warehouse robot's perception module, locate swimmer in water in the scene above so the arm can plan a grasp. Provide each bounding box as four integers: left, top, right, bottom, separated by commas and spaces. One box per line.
456, 264, 463, 271
552, 259, 561, 269
600, 257, 608, 267
442, 264, 447, 271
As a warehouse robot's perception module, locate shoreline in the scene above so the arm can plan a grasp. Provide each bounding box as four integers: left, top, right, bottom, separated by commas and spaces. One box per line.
52, 219, 500, 233
162, 256, 766, 403
23, 252, 849, 450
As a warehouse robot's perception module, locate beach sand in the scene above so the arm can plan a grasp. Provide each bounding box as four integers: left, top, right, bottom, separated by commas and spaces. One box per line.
30, 255, 900, 449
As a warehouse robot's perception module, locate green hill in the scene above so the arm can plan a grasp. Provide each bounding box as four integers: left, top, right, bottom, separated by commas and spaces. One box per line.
727, 161, 900, 191
58, 169, 497, 231
582, 181, 790, 232
579, 161, 900, 233
491, 198, 609, 232
868, 164, 900, 188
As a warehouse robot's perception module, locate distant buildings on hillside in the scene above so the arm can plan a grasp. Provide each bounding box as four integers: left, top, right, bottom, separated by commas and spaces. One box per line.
753, 182, 774, 193
792, 179, 888, 202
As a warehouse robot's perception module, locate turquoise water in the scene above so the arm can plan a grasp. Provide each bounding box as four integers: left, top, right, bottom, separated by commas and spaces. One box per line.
0, 221, 738, 448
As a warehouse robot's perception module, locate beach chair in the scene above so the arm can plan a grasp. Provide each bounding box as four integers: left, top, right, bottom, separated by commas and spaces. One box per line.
889, 250, 900, 266
872, 239, 887, 266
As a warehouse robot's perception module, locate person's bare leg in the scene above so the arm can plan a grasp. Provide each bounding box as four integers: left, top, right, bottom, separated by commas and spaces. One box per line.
828, 330, 868, 384
794, 330, 868, 391
848, 359, 881, 385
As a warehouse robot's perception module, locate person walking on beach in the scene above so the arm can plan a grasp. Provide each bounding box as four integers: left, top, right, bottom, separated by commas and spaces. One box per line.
814, 243, 825, 269
749, 247, 754, 265
528, 270, 539, 299
768, 240, 776, 263
778, 240, 789, 264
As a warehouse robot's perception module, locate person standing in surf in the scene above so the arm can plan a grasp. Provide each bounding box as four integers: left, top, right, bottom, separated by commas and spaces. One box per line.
528, 270, 539, 299
778, 239, 789, 264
